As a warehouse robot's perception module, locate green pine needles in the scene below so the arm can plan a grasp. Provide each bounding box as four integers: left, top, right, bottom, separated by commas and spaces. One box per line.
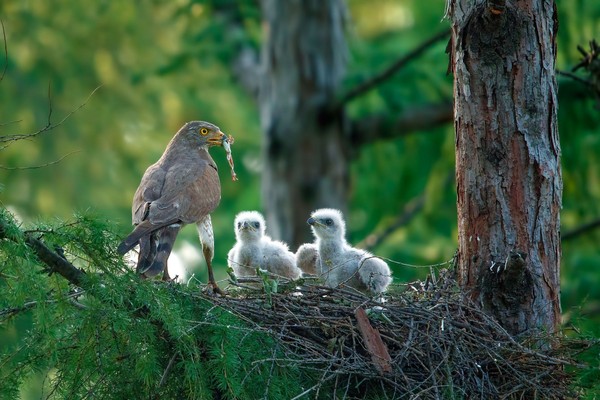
0, 210, 306, 399
2, 209, 597, 399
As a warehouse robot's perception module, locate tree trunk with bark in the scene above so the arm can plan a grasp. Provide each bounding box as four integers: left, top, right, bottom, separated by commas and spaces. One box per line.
448, 0, 562, 335
259, 0, 348, 248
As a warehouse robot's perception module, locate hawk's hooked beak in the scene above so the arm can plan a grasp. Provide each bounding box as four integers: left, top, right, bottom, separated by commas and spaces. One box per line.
207, 130, 226, 146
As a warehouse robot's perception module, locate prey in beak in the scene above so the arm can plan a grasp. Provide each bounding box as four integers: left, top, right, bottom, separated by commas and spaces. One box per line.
222, 134, 238, 181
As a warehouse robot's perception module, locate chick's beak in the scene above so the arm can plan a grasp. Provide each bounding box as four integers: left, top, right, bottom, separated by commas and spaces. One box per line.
241, 221, 256, 231
308, 217, 327, 228
208, 130, 226, 146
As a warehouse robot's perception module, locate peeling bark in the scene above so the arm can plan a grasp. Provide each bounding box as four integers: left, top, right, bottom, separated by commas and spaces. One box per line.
449, 0, 561, 334
355, 307, 392, 375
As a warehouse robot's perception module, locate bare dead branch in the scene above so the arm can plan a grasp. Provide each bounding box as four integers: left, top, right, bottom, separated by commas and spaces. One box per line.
572, 39, 599, 72
562, 217, 600, 242
0, 119, 23, 129
349, 102, 453, 147
346, 69, 590, 146
0, 85, 102, 149
556, 69, 592, 86
23, 234, 87, 286
357, 195, 425, 251
0, 150, 81, 170
336, 28, 451, 108
357, 173, 453, 251
559, 40, 600, 107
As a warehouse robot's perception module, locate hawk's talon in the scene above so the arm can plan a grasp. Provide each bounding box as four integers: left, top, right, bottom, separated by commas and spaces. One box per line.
203, 282, 225, 296
162, 274, 179, 282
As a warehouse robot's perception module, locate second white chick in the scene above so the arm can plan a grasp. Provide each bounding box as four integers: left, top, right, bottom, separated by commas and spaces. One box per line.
308, 208, 392, 294
227, 211, 302, 280
295, 243, 319, 276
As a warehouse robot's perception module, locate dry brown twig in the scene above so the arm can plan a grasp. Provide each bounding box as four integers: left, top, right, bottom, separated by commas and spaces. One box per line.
0, 85, 102, 150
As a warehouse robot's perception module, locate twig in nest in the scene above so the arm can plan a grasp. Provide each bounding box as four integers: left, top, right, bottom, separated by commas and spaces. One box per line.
201, 273, 581, 399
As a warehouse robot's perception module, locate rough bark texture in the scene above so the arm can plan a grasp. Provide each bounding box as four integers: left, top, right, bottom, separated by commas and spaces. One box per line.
259, 0, 348, 248
449, 0, 562, 334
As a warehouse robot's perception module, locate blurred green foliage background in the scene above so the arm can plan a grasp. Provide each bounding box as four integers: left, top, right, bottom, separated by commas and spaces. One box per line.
0, 1, 599, 387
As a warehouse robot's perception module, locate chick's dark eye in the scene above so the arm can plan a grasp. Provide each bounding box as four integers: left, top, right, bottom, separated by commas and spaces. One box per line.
253, 222, 260, 229
237, 222, 241, 228
325, 218, 333, 226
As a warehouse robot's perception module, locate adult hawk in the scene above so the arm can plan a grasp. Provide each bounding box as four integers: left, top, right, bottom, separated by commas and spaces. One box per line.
117, 121, 227, 294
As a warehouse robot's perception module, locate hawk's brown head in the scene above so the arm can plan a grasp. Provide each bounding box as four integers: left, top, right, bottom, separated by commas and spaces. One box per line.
181, 121, 226, 147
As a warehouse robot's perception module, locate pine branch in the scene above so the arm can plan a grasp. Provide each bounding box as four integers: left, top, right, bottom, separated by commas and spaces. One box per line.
0, 218, 86, 287
0, 290, 86, 319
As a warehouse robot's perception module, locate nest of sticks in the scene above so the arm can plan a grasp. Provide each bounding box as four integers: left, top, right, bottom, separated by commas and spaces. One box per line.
209, 269, 578, 399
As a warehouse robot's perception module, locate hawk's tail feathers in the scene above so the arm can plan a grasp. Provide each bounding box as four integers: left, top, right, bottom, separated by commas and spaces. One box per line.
137, 224, 180, 278
136, 235, 158, 275
117, 222, 160, 255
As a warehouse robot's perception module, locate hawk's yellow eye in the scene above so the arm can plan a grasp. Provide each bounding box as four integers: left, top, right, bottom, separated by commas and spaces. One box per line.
200, 128, 209, 135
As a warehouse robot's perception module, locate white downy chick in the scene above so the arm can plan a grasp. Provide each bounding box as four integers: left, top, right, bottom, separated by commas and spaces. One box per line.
307, 208, 392, 294
295, 243, 319, 276
227, 211, 302, 279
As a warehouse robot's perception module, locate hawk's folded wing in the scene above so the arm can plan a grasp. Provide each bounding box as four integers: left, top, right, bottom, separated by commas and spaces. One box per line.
118, 151, 221, 255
